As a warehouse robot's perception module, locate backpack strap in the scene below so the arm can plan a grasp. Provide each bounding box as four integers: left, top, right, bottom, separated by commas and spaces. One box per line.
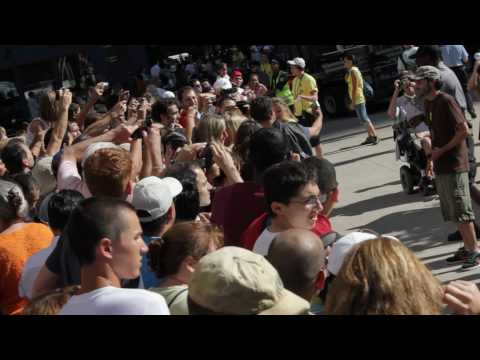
168, 287, 189, 307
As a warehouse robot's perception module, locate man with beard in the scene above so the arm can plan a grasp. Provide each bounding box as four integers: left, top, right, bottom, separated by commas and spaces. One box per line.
410, 66, 479, 271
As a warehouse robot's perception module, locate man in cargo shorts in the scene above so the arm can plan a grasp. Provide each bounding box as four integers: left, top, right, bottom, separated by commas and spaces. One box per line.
411, 66, 480, 270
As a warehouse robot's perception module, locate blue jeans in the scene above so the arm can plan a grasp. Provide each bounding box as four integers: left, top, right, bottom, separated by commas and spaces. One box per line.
354, 103, 372, 124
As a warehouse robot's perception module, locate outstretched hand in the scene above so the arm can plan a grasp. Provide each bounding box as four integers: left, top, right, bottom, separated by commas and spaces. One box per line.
444, 280, 480, 315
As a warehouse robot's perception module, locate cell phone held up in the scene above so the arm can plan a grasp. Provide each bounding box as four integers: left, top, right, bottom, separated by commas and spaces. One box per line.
197, 143, 214, 169
131, 118, 153, 140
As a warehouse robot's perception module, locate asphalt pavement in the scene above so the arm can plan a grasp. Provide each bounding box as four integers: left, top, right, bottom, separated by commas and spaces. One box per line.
322, 103, 480, 285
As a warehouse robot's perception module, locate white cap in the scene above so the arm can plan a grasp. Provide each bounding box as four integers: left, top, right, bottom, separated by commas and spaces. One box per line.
132, 176, 183, 222
327, 232, 377, 276
161, 91, 176, 99
81, 142, 120, 168
287, 57, 306, 69
213, 77, 232, 91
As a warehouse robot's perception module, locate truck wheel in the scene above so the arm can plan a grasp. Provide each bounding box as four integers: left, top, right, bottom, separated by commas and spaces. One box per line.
322, 95, 338, 117
400, 166, 415, 195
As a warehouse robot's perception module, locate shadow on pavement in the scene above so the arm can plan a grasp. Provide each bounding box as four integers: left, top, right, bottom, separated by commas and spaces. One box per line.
342, 204, 480, 283
333, 149, 396, 168
355, 180, 402, 194
322, 123, 393, 144
341, 206, 446, 252
333, 191, 437, 218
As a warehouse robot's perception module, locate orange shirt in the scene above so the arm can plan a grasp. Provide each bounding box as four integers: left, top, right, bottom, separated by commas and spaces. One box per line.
0, 223, 53, 315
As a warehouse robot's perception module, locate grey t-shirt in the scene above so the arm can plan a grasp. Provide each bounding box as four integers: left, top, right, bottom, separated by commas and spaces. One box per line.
437, 62, 467, 110
150, 285, 189, 315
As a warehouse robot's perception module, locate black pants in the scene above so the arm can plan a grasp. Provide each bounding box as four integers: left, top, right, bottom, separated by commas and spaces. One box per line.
451, 66, 476, 115
298, 111, 321, 147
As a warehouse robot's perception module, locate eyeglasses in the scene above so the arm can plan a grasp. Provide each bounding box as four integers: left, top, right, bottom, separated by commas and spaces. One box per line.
290, 195, 323, 208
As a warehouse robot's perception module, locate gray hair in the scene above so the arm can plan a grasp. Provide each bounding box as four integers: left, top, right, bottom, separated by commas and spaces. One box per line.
0, 180, 29, 221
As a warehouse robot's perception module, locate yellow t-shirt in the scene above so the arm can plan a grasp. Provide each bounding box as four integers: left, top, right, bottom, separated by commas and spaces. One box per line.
345, 66, 366, 105
292, 73, 318, 117
261, 63, 273, 82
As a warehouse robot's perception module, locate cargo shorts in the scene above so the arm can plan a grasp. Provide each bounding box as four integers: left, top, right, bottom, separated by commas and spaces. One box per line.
435, 172, 475, 223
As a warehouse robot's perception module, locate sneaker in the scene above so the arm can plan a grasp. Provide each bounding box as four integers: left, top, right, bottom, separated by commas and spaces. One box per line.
469, 111, 477, 119
446, 247, 469, 263
361, 136, 379, 146
448, 231, 463, 242
461, 251, 480, 271
423, 185, 436, 196
447, 224, 480, 242
361, 136, 373, 145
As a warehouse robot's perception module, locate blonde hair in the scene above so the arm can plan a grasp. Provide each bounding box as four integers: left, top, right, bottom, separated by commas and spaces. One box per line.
22, 286, 80, 315
223, 111, 247, 147
325, 237, 443, 315
195, 114, 226, 143
272, 97, 297, 123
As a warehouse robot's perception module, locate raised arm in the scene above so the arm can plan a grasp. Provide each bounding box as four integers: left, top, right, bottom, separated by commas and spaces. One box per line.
45, 89, 72, 157
387, 80, 402, 119
75, 83, 106, 131
62, 123, 138, 163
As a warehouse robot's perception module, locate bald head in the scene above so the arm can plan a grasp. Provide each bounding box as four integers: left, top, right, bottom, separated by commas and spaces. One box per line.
267, 229, 326, 301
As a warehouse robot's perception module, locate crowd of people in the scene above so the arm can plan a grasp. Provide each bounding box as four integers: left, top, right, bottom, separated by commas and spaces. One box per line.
1, 44, 480, 315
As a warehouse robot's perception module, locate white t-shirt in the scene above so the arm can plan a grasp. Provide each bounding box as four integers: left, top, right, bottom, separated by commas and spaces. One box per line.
59, 286, 170, 315
253, 227, 279, 256
19, 236, 60, 300
396, 95, 429, 133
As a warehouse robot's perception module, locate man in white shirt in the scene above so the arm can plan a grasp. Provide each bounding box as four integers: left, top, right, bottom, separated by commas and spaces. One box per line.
59, 197, 169, 315
19, 190, 84, 300
213, 63, 232, 94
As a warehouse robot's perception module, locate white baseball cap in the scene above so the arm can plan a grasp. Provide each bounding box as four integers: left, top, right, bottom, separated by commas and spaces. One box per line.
161, 91, 176, 99
327, 232, 378, 276
132, 176, 183, 222
287, 57, 306, 69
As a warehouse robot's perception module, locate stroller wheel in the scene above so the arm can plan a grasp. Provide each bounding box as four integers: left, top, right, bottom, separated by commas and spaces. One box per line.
400, 166, 415, 195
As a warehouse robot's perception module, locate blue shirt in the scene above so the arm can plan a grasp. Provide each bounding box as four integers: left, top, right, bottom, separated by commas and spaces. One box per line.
140, 235, 160, 289
440, 45, 469, 68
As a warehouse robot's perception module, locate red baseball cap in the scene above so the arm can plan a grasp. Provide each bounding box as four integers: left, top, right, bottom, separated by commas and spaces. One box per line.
231, 70, 243, 78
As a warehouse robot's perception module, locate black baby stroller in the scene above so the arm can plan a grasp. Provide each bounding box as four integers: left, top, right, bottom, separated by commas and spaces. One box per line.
393, 116, 435, 196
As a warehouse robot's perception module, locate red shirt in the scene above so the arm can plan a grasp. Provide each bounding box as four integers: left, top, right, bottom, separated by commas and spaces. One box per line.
211, 182, 266, 247
241, 213, 333, 251
178, 110, 188, 129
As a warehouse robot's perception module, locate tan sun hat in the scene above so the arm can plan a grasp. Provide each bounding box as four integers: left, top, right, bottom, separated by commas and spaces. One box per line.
188, 247, 311, 315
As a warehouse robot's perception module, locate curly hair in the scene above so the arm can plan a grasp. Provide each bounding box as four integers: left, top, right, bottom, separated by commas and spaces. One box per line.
325, 237, 444, 315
